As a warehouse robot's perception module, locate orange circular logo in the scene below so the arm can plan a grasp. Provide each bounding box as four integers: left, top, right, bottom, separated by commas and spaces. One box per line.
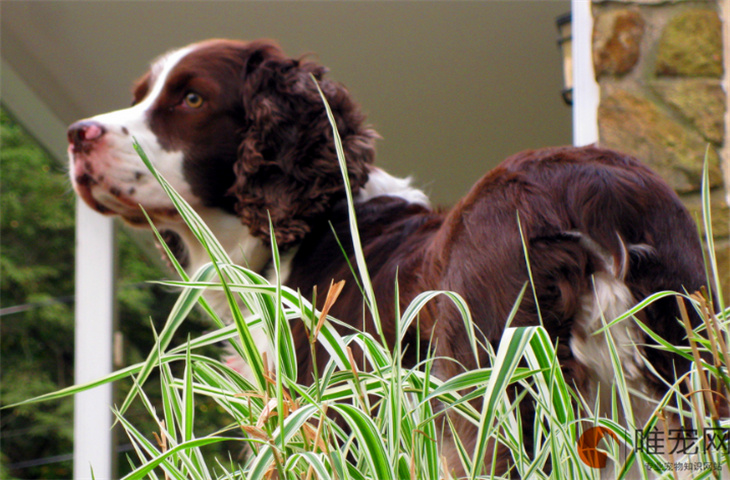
577, 426, 618, 468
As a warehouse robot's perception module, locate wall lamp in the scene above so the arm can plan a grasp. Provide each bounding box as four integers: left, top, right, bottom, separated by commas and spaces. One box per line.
556, 12, 573, 106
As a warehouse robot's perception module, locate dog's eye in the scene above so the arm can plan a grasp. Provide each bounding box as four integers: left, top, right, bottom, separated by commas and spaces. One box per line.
183, 92, 204, 109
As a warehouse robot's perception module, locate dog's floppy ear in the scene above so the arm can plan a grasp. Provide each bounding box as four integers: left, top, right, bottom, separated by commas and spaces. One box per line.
229, 42, 378, 249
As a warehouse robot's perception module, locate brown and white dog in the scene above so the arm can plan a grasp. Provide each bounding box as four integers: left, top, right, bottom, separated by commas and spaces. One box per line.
67, 39, 709, 471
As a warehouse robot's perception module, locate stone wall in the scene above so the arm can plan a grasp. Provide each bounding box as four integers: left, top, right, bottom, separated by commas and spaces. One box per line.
592, 0, 729, 297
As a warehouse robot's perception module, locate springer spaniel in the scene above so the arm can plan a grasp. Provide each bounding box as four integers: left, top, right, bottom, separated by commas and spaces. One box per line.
68, 39, 709, 472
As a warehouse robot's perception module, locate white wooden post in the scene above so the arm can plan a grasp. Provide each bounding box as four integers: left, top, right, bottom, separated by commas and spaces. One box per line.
572, 0, 600, 146
73, 205, 115, 480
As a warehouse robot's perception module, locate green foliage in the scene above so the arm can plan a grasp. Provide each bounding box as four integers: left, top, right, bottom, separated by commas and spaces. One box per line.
1, 108, 76, 479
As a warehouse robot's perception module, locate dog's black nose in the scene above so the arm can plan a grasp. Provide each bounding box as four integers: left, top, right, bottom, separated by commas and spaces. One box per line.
67, 120, 106, 153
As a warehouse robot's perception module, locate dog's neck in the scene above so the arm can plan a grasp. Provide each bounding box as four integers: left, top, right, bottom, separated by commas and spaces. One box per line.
163, 167, 430, 278
164, 207, 271, 277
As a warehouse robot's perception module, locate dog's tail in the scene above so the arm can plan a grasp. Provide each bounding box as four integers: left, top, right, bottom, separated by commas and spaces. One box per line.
523, 147, 711, 393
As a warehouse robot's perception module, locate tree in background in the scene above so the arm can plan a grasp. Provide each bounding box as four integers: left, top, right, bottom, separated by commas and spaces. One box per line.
0, 108, 223, 479
1, 108, 77, 479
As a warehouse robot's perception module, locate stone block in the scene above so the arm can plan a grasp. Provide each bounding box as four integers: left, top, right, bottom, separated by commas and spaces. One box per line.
593, 9, 645, 77
655, 9, 723, 78
598, 88, 723, 193
650, 79, 726, 144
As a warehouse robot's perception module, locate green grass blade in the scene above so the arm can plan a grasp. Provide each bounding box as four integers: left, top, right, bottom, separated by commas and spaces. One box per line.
330, 404, 394, 479
119, 263, 219, 415
701, 146, 725, 313
247, 404, 320, 480
183, 340, 195, 443
470, 326, 536, 478
287, 452, 333, 480
122, 437, 244, 480
312, 78, 383, 345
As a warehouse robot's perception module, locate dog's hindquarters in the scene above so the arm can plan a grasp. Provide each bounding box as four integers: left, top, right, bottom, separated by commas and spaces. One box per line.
426, 146, 709, 472
434, 146, 707, 381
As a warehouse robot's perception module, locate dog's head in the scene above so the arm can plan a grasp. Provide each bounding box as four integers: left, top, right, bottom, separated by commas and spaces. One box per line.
68, 39, 377, 248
